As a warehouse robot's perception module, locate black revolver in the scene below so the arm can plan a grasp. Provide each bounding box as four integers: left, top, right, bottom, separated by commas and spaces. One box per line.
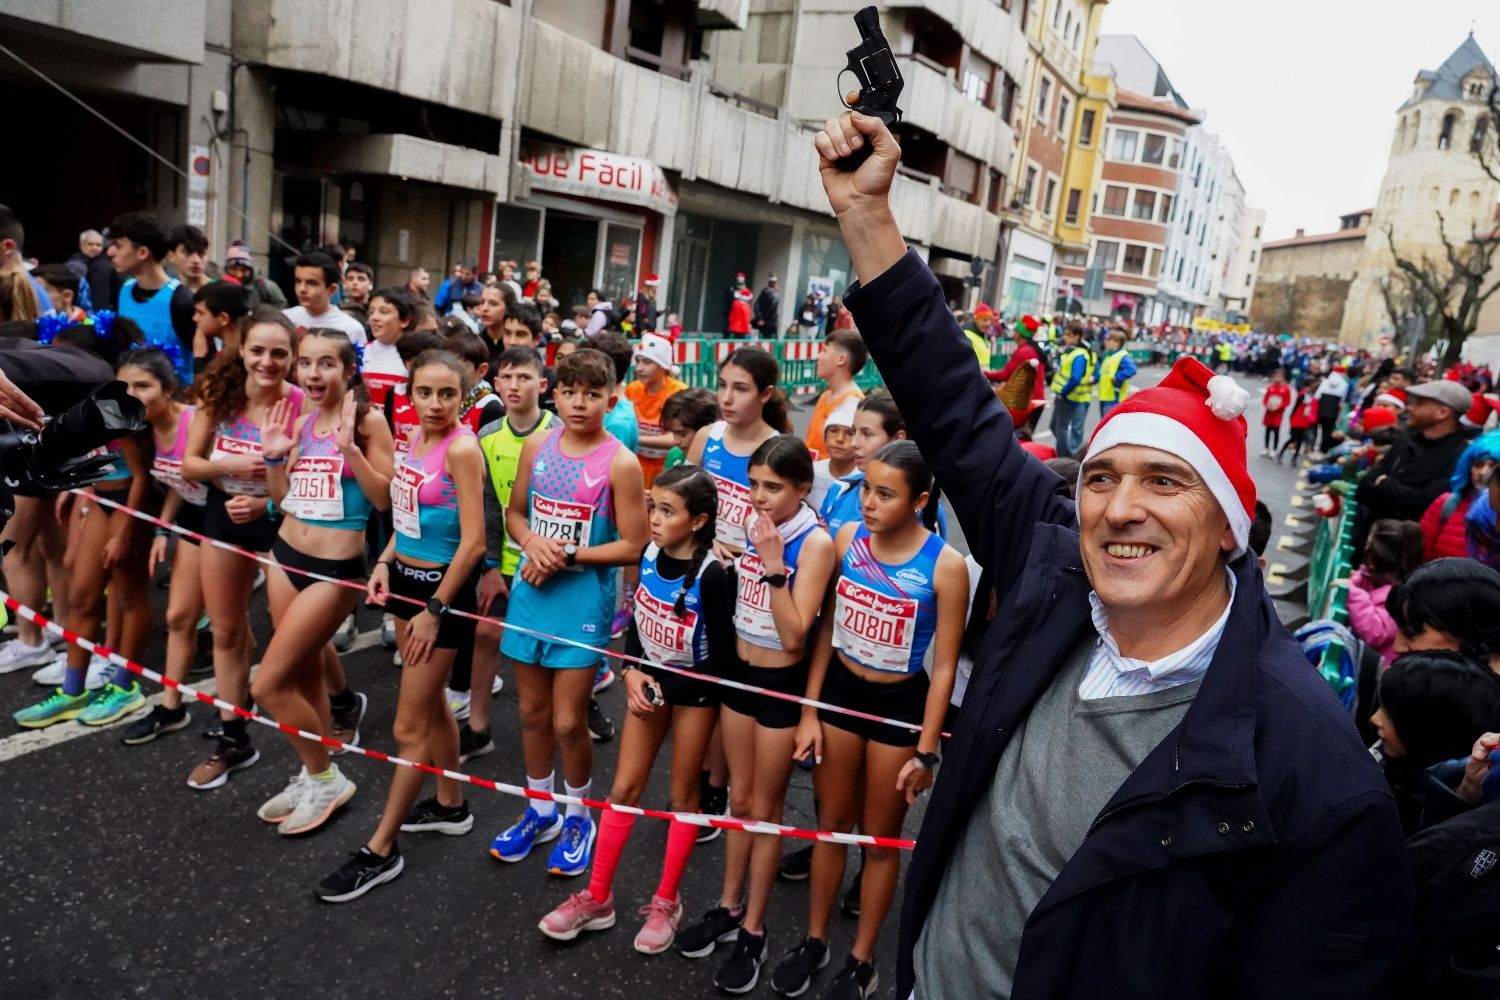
837, 5, 904, 169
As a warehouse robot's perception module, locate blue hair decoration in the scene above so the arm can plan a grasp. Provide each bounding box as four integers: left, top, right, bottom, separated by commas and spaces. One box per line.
36, 309, 187, 379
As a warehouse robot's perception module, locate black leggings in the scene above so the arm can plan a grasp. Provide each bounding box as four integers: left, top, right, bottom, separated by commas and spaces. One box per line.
1263, 425, 1281, 450
1280, 427, 1308, 461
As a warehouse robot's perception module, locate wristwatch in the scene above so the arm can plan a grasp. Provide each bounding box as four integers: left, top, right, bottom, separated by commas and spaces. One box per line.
564, 542, 579, 567
912, 750, 941, 770
764, 571, 789, 589
425, 597, 448, 617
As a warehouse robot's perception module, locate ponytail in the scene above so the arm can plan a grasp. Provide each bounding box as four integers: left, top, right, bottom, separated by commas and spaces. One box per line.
723, 347, 792, 433
763, 387, 792, 434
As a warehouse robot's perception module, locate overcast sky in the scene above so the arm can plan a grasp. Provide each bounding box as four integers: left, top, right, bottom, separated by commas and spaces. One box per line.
1099, 1, 1500, 240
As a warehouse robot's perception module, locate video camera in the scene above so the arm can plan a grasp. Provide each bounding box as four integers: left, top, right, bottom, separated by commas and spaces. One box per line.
0, 380, 145, 526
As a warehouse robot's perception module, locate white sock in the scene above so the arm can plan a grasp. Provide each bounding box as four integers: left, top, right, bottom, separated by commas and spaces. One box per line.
529, 773, 557, 819
564, 780, 592, 820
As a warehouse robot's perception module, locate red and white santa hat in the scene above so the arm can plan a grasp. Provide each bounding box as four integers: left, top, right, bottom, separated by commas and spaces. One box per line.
643, 273, 660, 287
1374, 389, 1406, 411
1082, 356, 1256, 555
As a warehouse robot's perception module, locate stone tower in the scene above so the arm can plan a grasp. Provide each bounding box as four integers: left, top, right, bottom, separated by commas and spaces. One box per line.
1339, 35, 1499, 346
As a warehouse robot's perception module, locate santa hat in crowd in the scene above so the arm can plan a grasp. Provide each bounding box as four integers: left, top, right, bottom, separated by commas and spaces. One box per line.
1374, 389, 1406, 411
643, 273, 660, 288
1360, 406, 1399, 432
634, 330, 680, 376
1019, 314, 1040, 336
1082, 356, 1256, 555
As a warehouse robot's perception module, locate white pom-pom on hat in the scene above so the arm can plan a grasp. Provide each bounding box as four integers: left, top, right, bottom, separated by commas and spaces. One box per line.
1206, 374, 1250, 421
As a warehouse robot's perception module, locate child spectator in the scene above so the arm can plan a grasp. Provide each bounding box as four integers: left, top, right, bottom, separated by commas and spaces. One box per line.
1042, 457, 1079, 498
1260, 367, 1291, 457
1467, 462, 1500, 571
33, 264, 86, 323
1421, 430, 1500, 562
1278, 375, 1319, 465
1346, 519, 1424, 664
808, 398, 858, 510
1388, 557, 1500, 671
659, 387, 719, 473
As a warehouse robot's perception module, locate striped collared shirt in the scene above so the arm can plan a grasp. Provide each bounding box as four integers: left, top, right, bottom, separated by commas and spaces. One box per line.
1078, 571, 1236, 700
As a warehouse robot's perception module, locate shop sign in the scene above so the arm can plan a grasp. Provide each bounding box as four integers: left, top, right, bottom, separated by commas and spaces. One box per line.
521, 144, 678, 216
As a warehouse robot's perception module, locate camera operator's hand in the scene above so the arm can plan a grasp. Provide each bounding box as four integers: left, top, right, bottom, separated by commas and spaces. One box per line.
814, 102, 907, 286
0, 367, 45, 431
225, 495, 269, 524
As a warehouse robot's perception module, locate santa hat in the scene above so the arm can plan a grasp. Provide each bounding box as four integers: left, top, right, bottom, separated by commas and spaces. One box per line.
643, 273, 660, 287
633, 330, 678, 373
1082, 356, 1255, 555
1374, 389, 1406, 411
735, 287, 754, 301
1019, 314, 1040, 335
1360, 407, 1398, 431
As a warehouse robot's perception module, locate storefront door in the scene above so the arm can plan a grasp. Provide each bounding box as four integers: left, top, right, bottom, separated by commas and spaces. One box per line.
542, 212, 601, 315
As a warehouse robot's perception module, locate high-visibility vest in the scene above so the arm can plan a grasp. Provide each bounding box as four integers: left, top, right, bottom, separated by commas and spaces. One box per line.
1098, 348, 1131, 402
963, 328, 991, 367
1049, 346, 1095, 403
1216, 342, 1232, 362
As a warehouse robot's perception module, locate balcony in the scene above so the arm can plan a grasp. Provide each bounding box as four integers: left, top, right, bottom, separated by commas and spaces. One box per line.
931, 188, 999, 255
696, 0, 749, 31
233, 0, 521, 120
307, 134, 505, 197
882, 0, 1025, 70
893, 55, 1015, 168
2, 0, 205, 63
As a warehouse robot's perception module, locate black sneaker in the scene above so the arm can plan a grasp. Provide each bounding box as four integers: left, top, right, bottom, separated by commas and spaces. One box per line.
779, 843, 813, 881
714, 929, 767, 995
587, 698, 614, 742
399, 797, 475, 835
677, 904, 744, 959
459, 724, 494, 763
314, 846, 405, 903
329, 690, 368, 754
698, 782, 728, 844
840, 864, 863, 918
823, 956, 877, 1000
769, 935, 829, 997
121, 704, 190, 746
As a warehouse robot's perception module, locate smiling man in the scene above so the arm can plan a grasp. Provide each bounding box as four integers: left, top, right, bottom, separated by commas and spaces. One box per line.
815, 109, 1411, 999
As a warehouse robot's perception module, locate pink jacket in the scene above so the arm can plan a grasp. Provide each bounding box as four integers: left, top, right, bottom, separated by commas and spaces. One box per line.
1346, 567, 1398, 664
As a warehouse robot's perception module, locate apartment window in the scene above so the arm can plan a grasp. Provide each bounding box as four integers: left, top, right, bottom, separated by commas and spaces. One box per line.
1192, 265, 1200, 287
1101, 185, 1128, 216
1036, 76, 1051, 121
1141, 133, 1167, 165
1148, 248, 1162, 277
1131, 190, 1157, 220
1249, 249, 1257, 262
1079, 108, 1096, 146
945, 152, 982, 205
1062, 251, 1087, 266
1057, 95, 1070, 134
1044, 178, 1058, 215
962, 51, 997, 107
1110, 129, 1139, 160
1000, 73, 1019, 124
1245, 274, 1252, 287
994, 0, 1012, 9
1064, 188, 1082, 225
1022, 165, 1038, 207
987, 168, 1008, 213
1094, 240, 1120, 271
1072, 22, 1081, 49
1184, 208, 1194, 234
1175, 257, 1185, 281
1053, 3, 1062, 27
1121, 244, 1147, 275
1199, 223, 1207, 246
1064, 10, 1072, 35
1254, 224, 1261, 238
1194, 161, 1203, 186
1158, 194, 1174, 224
1168, 138, 1182, 169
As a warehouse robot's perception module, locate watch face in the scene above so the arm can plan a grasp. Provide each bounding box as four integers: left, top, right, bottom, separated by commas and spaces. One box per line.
426, 597, 444, 616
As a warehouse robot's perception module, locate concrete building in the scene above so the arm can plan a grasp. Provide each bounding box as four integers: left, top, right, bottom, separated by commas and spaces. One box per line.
1249, 211, 1371, 336
1224, 202, 1265, 322
1338, 35, 1500, 346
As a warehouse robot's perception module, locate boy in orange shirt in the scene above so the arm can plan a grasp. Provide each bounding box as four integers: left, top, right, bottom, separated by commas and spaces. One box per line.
624, 331, 687, 487
806, 328, 868, 459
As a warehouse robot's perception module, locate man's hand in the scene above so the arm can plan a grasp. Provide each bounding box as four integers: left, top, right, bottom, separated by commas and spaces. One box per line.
814, 102, 907, 285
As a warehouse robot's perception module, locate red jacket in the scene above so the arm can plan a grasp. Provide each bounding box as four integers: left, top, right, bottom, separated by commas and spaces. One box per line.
1289, 392, 1318, 430
1261, 383, 1292, 428
988, 341, 1047, 401
1420, 490, 1473, 562
728, 298, 752, 335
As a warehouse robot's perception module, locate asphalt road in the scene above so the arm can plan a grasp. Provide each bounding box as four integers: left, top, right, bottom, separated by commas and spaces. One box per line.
0, 364, 1309, 1000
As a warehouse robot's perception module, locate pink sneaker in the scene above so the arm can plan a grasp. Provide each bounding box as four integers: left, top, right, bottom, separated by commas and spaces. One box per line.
633, 894, 684, 955
538, 890, 616, 941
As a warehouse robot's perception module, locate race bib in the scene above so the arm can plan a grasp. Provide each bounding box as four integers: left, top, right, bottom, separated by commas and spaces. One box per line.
634, 584, 696, 666
711, 473, 752, 550
734, 552, 782, 644
210, 434, 265, 495
281, 454, 345, 521
151, 456, 207, 506
392, 462, 426, 539
637, 419, 669, 460
1266, 396, 1284, 411
832, 577, 918, 673
530, 493, 593, 569
362, 372, 404, 407
802, 311, 814, 322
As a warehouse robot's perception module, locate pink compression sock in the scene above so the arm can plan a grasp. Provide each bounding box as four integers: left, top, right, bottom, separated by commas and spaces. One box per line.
588, 809, 636, 902
655, 819, 700, 903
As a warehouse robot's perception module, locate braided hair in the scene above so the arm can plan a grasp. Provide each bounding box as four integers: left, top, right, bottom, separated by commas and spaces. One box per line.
653, 465, 719, 617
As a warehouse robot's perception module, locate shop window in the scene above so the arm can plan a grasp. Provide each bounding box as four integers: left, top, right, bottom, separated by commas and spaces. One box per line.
1094, 240, 1119, 271
1110, 129, 1138, 161
1132, 190, 1156, 220
1064, 188, 1082, 225
1141, 133, 1166, 165
1079, 109, 1095, 146
1122, 245, 1147, 275
1101, 185, 1128, 217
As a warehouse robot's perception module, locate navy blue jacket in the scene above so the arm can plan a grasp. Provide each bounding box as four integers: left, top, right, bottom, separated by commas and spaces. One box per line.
845, 250, 1412, 1000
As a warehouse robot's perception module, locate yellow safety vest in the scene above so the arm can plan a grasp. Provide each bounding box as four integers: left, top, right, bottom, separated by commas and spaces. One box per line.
1098, 349, 1131, 402
1216, 342, 1232, 362
963, 329, 991, 367
1049, 346, 1095, 403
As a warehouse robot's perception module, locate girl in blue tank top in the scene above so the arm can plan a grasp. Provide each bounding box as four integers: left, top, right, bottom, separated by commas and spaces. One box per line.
820, 390, 949, 540
778, 441, 966, 995
253, 329, 395, 831
315, 349, 487, 902
689, 347, 788, 555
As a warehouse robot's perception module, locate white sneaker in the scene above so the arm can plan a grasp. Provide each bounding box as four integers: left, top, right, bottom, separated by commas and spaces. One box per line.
257, 768, 309, 824
31, 653, 66, 686
86, 655, 111, 690
381, 613, 396, 649
253, 568, 266, 591
0, 638, 56, 674
33, 652, 111, 689
277, 765, 356, 836
491, 674, 504, 696
393, 648, 404, 668
447, 687, 472, 721
332, 613, 357, 652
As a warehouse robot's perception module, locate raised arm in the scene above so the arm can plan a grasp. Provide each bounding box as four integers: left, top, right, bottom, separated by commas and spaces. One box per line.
815, 109, 1074, 581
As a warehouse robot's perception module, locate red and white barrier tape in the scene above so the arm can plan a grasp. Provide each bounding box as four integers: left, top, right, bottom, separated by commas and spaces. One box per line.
73, 489, 945, 737
3, 591, 915, 850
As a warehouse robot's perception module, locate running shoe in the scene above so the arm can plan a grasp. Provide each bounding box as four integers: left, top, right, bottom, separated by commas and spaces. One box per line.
822, 956, 877, 1000
538, 889, 616, 941
380, 612, 397, 648
778, 844, 813, 882
634, 894, 685, 955
840, 864, 863, 918
30, 654, 65, 687
770, 936, 829, 997
610, 605, 632, 639
186, 739, 261, 790
76, 682, 145, 726
392, 649, 403, 668
329, 690, 368, 754
47, 631, 67, 651
121, 704, 190, 745
314, 846, 404, 904
698, 782, 728, 844
676, 904, 744, 959
459, 724, 494, 763
491, 674, 504, 695
546, 814, 597, 877
253, 567, 266, 591
14, 687, 91, 728
489, 806, 564, 863
196, 611, 211, 631
447, 688, 472, 722
587, 698, 614, 742
0, 638, 56, 674
714, 929, 767, 995
592, 664, 616, 693
258, 769, 309, 823
332, 613, 358, 652
30, 653, 109, 689
400, 797, 474, 835
277, 765, 356, 836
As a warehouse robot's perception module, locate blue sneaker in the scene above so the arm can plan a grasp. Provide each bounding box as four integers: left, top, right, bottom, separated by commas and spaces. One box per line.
489, 806, 563, 863
547, 814, 597, 878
